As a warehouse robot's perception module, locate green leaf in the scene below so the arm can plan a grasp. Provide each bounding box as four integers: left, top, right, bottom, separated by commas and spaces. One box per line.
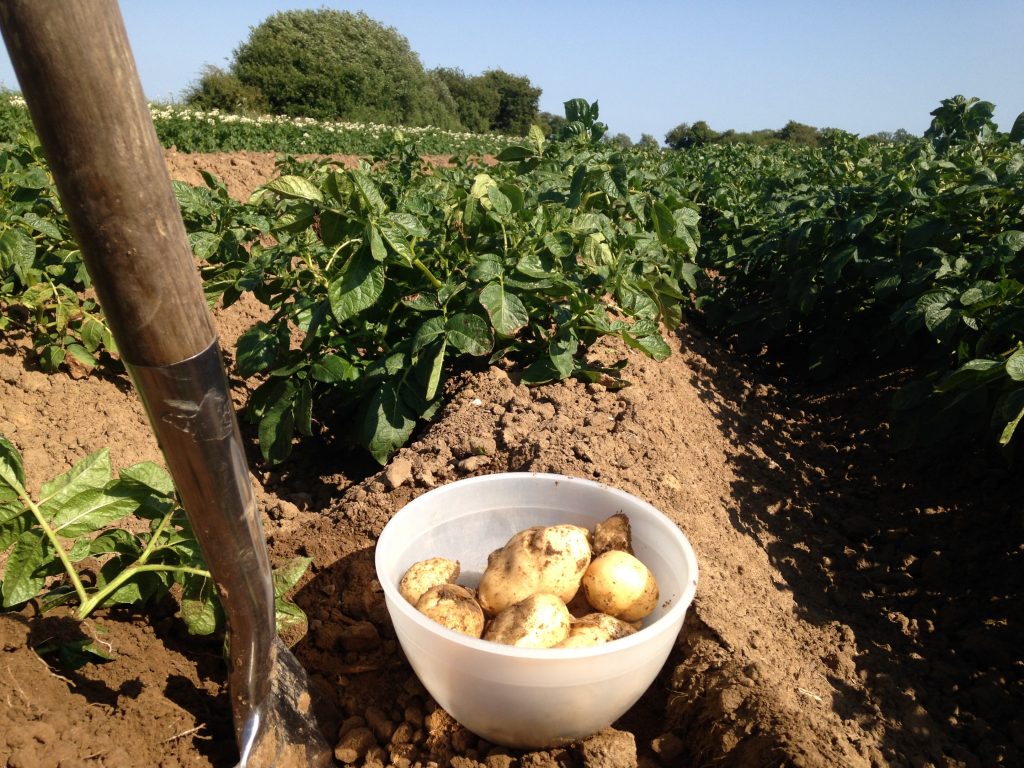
258, 384, 297, 464
20, 212, 63, 241
119, 462, 175, 497
936, 359, 1004, 393
2, 529, 49, 607
39, 448, 113, 513
424, 340, 446, 401
37, 639, 113, 671
263, 175, 323, 203
412, 316, 447, 355
89, 529, 143, 557
479, 282, 529, 336
310, 354, 359, 383
0, 508, 29, 553
0, 436, 26, 505
358, 382, 417, 465
38, 346, 65, 373
273, 556, 312, 598
1005, 349, 1024, 382
188, 231, 222, 260
79, 315, 106, 354
1010, 111, 1024, 143
318, 209, 347, 248
328, 251, 386, 323
487, 186, 512, 216
180, 574, 222, 636
549, 335, 578, 380
496, 145, 533, 162
294, 382, 313, 437
446, 313, 492, 356
377, 217, 415, 264
236, 322, 281, 378
0, 228, 35, 274
368, 223, 387, 262
351, 170, 387, 217
49, 487, 141, 538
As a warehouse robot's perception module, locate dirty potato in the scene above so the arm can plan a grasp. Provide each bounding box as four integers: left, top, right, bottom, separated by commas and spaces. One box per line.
483, 593, 572, 648
399, 557, 461, 605
581, 550, 659, 622
477, 525, 592, 615
554, 612, 638, 648
414, 584, 485, 638
592, 512, 633, 556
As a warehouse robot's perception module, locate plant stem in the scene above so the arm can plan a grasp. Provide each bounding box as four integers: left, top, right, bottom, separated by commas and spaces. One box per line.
77, 563, 211, 619
412, 257, 443, 289
12, 483, 89, 607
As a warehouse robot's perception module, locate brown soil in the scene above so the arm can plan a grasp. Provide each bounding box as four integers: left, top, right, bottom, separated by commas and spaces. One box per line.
0, 152, 1020, 768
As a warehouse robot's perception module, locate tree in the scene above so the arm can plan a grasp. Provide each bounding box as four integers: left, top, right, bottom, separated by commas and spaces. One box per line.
433, 68, 499, 133
776, 120, 819, 147
664, 120, 717, 149
479, 70, 541, 136
197, 9, 459, 128
606, 132, 633, 148
536, 111, 567, 139
638, 133, 659, 149
183, 65, 268, 115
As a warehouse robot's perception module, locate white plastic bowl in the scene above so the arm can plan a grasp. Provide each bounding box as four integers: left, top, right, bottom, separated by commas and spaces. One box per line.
374, 472, 699, 749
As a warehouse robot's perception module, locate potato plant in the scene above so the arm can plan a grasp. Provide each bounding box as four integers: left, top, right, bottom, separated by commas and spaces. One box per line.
197, 102, 701, 464
0, 435, 310, 664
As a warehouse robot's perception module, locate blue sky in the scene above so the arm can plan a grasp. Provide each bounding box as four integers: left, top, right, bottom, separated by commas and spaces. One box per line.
2, 1, 1021, 142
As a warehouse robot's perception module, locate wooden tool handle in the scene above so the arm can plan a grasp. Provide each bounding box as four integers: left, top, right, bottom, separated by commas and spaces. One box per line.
0, 0, 216, 366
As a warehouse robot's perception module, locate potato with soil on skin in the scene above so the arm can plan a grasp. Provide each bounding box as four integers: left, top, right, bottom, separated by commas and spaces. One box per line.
554, 612, 638, 648
399, 557, 461, 605
477, 524, 592, 615
414, 584, 486, 638
592, 512, 633, 556
483, 592, 572, 648
582, 550, 659, 622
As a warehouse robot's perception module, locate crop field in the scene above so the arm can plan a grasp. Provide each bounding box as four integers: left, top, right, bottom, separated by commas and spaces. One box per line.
1, 93, 1021, 767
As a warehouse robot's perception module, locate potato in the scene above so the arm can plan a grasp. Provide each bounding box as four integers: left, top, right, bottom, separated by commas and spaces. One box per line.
477, 525, 591, 615
592, 512, 633, 556
554, 612, 638, 648
399, 557, 461, 605
582, 550, 659, 622
483, 593, 572, 648
414, 584, 486, 638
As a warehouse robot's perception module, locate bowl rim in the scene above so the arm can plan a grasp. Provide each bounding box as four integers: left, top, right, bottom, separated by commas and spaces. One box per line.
375, 471, 700, 661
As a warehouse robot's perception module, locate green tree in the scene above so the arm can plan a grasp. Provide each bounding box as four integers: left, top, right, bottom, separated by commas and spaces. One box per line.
665, 120, 717, 149
638, 133, 659, 149
537, 111, 567, 139
183, 65, 268, 115
776, 120, 819, 146
206, 9, 459, 128
479, 70, 541, 135
433, 68, 499, 133
607, 132, 633, 148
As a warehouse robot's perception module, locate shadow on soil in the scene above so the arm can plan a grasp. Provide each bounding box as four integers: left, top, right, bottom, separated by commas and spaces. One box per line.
677, 325, 1023, 767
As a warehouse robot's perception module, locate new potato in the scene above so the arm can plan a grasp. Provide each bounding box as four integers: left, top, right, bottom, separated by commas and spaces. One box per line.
477, 524, 592, 615
582, 550, 659, 622
483, 593, 572, 648
399, 557, 461, 605
414, 584, 486, 638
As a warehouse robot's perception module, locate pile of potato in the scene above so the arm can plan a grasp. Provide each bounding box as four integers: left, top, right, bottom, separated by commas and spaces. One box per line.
397, 513, 660, 649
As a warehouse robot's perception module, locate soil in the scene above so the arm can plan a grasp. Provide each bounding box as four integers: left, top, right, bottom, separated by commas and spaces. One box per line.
0, 152, 1020, 768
